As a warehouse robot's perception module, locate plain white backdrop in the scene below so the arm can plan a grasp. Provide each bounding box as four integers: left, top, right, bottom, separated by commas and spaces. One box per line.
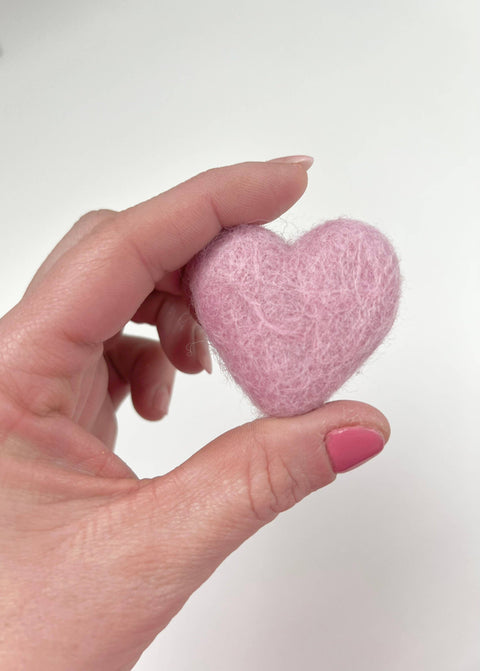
1, 1, 479, 669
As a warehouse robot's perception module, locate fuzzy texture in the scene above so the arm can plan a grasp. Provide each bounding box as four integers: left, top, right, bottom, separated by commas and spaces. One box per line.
184, 218, 401, 417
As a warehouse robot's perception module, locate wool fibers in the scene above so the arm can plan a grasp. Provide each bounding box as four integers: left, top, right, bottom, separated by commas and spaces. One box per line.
184, 219, 401, 417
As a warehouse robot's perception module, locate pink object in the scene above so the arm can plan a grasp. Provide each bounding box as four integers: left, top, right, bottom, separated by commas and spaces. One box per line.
325, 426, 385, 473
184, 218, 401, 417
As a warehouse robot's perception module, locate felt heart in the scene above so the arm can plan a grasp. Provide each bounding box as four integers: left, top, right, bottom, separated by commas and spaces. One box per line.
184, 219, 401, 417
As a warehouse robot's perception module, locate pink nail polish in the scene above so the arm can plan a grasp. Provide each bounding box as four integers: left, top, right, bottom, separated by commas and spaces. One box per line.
325, 426, 385, 473
267, 155, 314, 170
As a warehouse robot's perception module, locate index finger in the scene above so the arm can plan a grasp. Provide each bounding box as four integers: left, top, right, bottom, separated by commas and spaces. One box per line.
13, 158, 310, 355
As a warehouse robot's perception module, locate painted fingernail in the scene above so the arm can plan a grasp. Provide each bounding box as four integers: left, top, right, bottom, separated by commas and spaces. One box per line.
194, 326, 213, 374
267, 154, 314, 170
153, 386, 170, 417
325, 426, 385, 473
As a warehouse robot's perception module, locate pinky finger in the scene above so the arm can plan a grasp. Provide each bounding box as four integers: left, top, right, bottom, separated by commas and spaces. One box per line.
106, 334, 175, 421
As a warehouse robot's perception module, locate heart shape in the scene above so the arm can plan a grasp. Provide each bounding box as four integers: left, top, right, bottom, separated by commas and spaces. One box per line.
185, 218, 401, 417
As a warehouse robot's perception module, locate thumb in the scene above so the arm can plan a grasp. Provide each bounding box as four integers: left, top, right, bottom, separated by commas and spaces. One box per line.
123, 400, 389, 624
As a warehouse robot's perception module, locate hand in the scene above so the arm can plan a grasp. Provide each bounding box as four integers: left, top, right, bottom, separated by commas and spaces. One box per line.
0, 157, 390, 671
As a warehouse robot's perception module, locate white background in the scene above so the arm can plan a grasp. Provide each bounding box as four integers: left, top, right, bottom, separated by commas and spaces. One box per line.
1, 1, 479, 669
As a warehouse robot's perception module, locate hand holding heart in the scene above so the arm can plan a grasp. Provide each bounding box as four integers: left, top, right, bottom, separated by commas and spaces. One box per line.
0, 158, 395, 671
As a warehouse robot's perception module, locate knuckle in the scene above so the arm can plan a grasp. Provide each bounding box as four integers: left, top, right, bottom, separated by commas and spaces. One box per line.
73, 209, 116, 233
197, 166, 219, 180
244, 420, 306, 524
77, 208, 116, 223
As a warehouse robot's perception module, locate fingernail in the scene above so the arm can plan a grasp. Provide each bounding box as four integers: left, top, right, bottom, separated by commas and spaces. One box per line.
267, 154, 314, 170
325, 426, 385, 474
194, 326, 213, 374
153, 386, 170, 417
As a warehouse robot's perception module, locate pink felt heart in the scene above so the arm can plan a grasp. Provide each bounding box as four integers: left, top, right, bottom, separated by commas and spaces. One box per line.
185, 218, 401, 417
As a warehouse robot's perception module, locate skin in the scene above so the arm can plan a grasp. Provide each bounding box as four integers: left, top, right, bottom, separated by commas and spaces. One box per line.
0, 158, 390, 670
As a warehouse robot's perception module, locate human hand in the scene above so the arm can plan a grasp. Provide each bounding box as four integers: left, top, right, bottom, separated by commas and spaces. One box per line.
0, 157, 390, 671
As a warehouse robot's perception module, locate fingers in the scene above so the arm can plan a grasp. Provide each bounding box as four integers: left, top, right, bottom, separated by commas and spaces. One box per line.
105, 334, 176, 420
122, 400, 390, 619
20, 160, 309, 355
132, 291, 212, 374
